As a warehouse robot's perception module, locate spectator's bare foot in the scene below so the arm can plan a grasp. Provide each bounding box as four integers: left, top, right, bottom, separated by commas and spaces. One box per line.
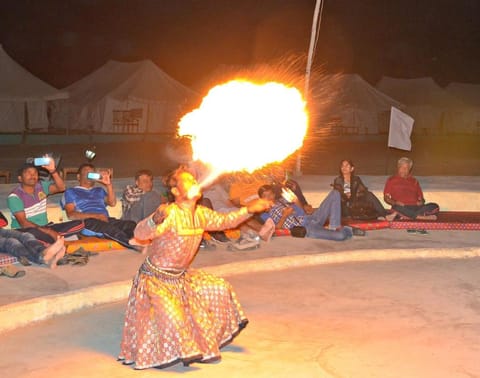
417, 214, 437, 221
49, 246, 66, 269
42, 237, 65, 264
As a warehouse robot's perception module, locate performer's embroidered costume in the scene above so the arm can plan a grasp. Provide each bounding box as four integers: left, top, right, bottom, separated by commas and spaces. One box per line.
119, 202, 251, 369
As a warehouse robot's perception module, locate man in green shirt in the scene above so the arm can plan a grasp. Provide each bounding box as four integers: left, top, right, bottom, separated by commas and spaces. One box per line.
7, 159, 66, 244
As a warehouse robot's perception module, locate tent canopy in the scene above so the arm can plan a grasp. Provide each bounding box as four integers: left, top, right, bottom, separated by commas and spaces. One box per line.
0, 45, 67, 132
445, 82, 480, 107
312, 73, 404, 134
0, 45, 68, 102
377, 77, 465, 108
376, 76, 476, 134
55, 60, 197, 133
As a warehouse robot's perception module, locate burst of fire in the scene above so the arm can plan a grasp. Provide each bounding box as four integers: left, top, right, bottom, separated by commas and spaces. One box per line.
178, 80, 308, 184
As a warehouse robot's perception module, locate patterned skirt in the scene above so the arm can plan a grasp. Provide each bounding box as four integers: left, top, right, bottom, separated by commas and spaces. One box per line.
118, 258, 248, 369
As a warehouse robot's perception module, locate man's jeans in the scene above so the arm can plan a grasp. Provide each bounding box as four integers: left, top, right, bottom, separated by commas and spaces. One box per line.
0, 229, 45, 264
304, 190, 351, 241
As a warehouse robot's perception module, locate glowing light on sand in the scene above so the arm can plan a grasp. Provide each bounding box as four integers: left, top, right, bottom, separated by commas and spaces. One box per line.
178, 80, 308, 185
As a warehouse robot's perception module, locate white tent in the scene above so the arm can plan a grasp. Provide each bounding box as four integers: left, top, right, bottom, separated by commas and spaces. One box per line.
312, 74, 404, 134
0, 45, 68, 132
52, 60, 197, 133
445, 82, 480, 135
377, 77, 475, 134
445, 82, 480, 106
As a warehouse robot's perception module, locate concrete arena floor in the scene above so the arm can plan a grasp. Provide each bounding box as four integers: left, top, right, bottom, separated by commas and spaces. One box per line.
3, 257, 480, 378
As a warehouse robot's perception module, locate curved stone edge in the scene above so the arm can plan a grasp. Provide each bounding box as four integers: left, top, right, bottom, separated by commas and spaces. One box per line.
1, 247, 479, 334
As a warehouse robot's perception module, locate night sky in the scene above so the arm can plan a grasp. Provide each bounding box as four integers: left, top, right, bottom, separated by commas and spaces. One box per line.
1, 0, 479, 89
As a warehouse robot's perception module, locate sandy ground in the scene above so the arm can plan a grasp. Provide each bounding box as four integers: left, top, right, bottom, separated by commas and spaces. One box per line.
0, 134, 479, 179
0, 133, 479, 377
1, 229, 480, 307
2, 256, 480, 378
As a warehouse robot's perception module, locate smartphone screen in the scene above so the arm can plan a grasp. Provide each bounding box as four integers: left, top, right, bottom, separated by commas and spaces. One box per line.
33, 157, 51, 166
87, 172, 101, 180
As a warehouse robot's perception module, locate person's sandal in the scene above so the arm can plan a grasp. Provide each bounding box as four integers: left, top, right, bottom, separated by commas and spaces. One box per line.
70, 247, 99, 257
0, 264, 26, 278
55, 254, 89, 266
351, 227, 366, 236
67, 254, 89, 266
18, 256, 32, 266
56, 257, 69, 266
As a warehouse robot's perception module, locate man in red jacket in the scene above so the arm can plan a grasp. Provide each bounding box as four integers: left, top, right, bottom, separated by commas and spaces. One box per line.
384, 157, 439, 221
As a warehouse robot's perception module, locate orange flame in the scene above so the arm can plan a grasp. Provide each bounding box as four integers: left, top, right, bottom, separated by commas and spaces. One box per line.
178, 80, 308, 184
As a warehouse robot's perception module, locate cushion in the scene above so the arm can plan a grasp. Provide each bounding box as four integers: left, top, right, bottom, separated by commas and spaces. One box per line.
343, 219, 391, 230
390, 211, 480, 231
0, 253, 18, 267
65, 236, 125, 253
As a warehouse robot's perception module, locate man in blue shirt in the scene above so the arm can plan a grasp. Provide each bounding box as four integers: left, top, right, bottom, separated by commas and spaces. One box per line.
63, 164, 136, 249
258, 184, 364, 241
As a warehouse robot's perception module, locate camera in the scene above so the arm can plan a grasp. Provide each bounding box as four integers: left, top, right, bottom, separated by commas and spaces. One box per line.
86, 172, 102, 180
33, 157, 51, 166
85, 148, 96, 161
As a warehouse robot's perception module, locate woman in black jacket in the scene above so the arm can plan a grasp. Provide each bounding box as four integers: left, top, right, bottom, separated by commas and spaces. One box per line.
333, 159, 387, 220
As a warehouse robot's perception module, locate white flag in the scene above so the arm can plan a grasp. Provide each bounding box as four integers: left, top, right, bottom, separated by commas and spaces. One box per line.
388, 106, 414, 151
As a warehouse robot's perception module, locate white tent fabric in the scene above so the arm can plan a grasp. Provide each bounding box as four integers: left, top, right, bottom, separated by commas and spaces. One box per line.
0, 45, 68, 132
445, 82, 480, 134
53, 60, 197, 133
445, 82, 480, 106
377, 77, 475, 134
312, 74, 404, 135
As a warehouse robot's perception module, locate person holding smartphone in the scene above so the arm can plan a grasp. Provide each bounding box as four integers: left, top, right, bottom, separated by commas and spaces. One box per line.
62, 163, 137, 249
7, 158, 74, 244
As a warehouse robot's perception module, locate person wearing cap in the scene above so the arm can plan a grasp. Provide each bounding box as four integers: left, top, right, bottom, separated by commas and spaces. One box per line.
7, 158, 66, 244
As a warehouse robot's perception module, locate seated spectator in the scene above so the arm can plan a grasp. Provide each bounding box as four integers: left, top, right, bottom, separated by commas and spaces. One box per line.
121, 169, 165, 223
0, 228, 65, 268
333, 159, 387, 220
225, 167, 313, 243
384, 157, 439, 221
268, 165, 314, 214
7, 159, 82, 244
258, 184, 364, 241
62, 163, 137, 249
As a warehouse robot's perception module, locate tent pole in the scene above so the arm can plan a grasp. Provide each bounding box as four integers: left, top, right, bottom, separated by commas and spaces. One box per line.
296, 0, 323, 176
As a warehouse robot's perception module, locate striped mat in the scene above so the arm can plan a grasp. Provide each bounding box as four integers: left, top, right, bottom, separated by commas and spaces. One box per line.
390, 211, 480, 231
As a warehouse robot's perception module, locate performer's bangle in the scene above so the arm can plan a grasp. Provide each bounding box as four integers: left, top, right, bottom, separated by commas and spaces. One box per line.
147, 217, 156, 228
49, 169, 57, 175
